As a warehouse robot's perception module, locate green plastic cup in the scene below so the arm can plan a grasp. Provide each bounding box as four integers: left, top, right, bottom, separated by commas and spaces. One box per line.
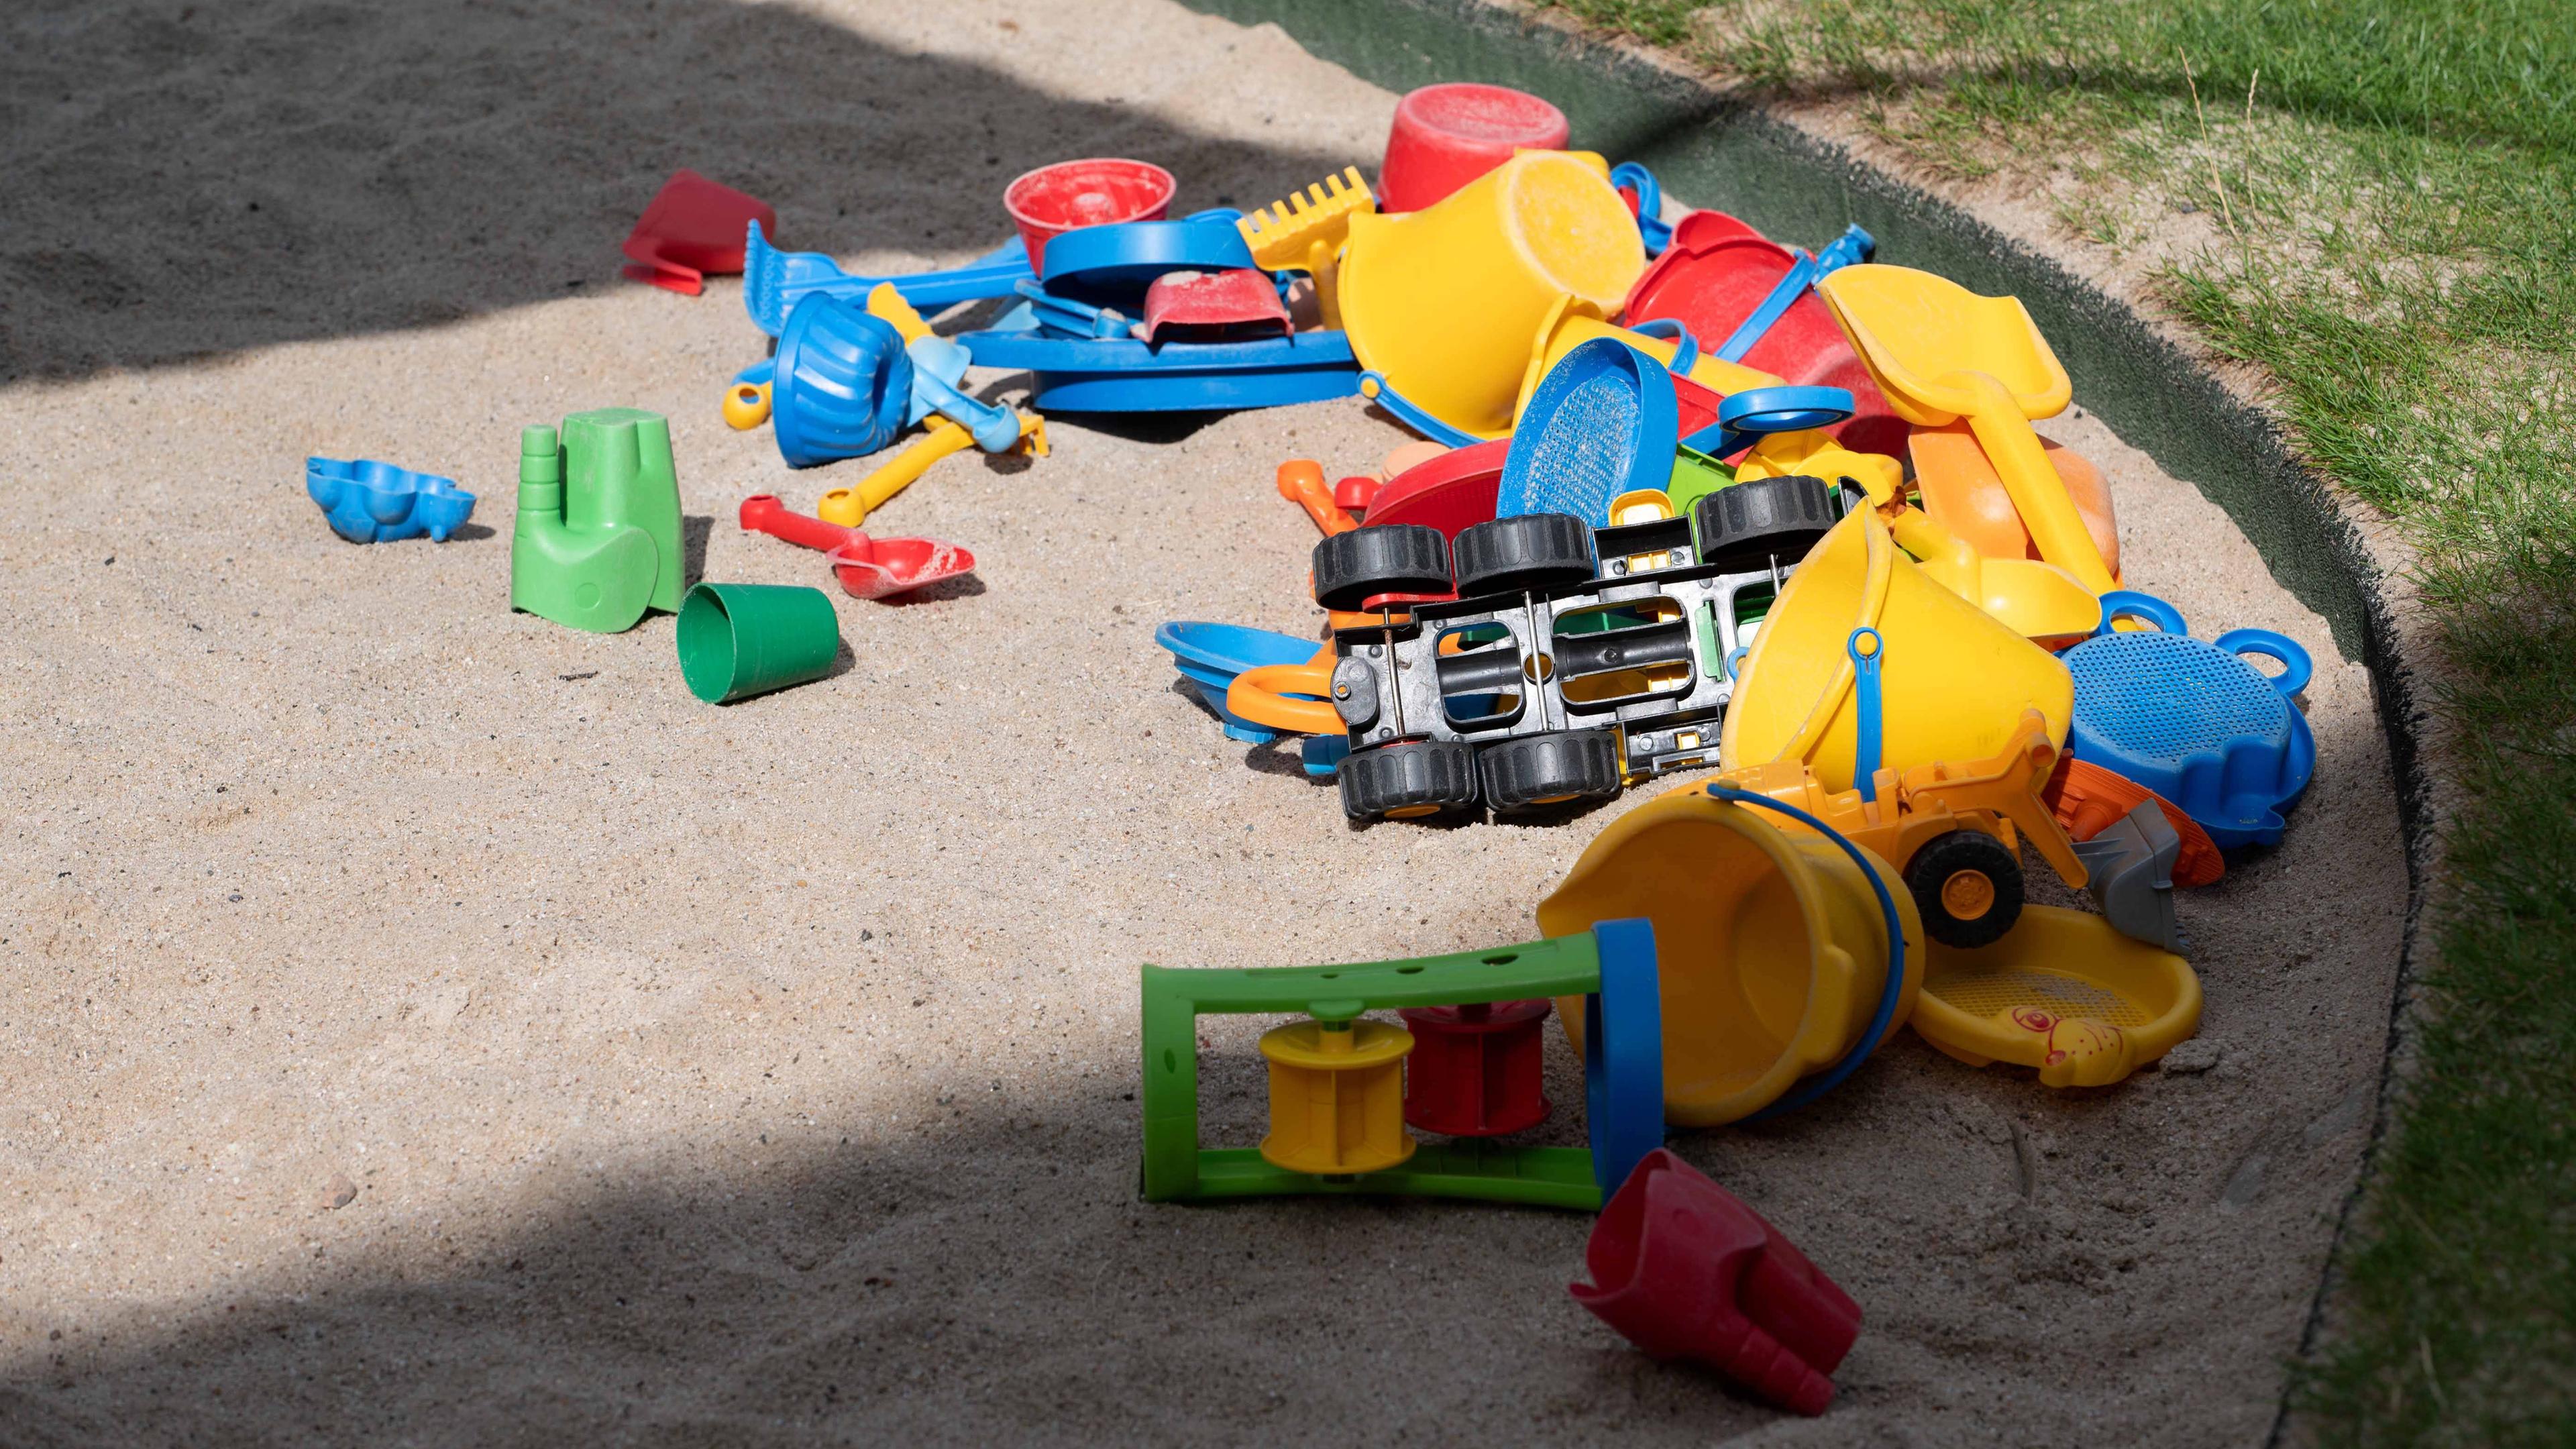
676, 582, 840, 704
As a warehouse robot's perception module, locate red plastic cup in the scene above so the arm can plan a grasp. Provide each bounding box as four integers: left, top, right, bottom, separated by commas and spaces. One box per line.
1003, 158, 1176, 272
1377, 83, 1571, 213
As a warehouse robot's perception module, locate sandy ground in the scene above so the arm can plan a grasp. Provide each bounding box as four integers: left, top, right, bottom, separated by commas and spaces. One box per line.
0, 0, 2406, 1443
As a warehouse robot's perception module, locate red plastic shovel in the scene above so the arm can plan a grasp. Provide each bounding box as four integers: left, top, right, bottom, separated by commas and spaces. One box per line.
1571, 1148, 1862, 1417
624, 170, 778, 296
739, 494, 975, 600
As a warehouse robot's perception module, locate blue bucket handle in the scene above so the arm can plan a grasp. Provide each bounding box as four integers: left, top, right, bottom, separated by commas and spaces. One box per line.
1610, 162, 1673, 257
2096, 589, 2187, 637
1705, 784, 1909, 1123
2212, 628, 2313, 698
1847, 627, 1885, 802
1625, 317, 1701, 377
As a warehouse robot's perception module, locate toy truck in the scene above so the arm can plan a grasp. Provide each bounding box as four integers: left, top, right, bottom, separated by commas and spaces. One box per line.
1305, 476, 1838, 822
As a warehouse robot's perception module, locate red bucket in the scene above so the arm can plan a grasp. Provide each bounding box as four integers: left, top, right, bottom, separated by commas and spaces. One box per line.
1377, 83, 1570, 213
1003, 158, 1176, 271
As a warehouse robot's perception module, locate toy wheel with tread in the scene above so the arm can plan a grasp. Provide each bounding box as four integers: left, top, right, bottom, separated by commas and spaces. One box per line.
1339, 740, 1479, 822
1312, 525, 1452, 611
1479, 730, 1622, 814
1690, 474, 1835, 573
1905, 829, 2025, 949
1452, 513, 1597, 597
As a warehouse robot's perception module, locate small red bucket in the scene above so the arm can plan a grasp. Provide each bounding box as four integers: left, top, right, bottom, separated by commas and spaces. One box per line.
1377, 83, 1570, 213
1003, 158, 1176, 271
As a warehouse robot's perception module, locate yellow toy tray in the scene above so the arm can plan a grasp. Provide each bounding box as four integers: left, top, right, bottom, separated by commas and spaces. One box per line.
1910, 904, 2200, 1088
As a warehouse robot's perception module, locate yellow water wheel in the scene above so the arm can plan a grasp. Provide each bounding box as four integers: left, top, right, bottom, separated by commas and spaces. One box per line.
1257, 1018, 1417, 1175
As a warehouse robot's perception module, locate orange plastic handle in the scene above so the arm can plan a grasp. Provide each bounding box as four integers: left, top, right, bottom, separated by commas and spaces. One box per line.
1277, 460, 1356, 536
1226, 659, 1343, 736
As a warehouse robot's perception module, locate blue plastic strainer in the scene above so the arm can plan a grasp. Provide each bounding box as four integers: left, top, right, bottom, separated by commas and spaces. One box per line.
1495, 337, 1680, 525
2061, 592, 2314, 849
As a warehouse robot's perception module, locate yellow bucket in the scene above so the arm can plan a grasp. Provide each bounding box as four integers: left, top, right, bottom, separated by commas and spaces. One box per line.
1719, 508, 2074, 791
1537, 790, 1924, 1126
1339, 150, 1644, 439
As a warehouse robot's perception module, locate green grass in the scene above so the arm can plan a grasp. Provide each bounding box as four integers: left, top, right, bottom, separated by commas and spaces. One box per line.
1544, 1, 2576, 1442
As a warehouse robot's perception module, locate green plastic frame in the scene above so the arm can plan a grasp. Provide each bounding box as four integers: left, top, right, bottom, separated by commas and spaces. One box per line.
1139, 929, 1644, 1209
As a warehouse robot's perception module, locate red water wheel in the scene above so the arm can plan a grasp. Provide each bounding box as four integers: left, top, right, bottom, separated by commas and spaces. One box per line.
1398, 999, 1552, 1136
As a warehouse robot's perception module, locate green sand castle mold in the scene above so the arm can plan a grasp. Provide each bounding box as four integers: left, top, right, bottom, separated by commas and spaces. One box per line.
511, 409, 686, 634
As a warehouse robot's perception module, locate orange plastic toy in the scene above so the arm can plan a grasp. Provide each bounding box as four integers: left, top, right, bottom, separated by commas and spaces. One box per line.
2045, 756, 2224, 888
1909, 420, 2121, 580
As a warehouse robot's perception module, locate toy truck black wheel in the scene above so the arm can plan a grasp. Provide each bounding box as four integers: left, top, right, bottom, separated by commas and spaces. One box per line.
1339, 740, 1479, 822
1312, 525, 1452, 611
1452, 513, 1597, 597
1690, 474, 1836, 573
1479, 730, 1623, 814
1904, 829, 2025, 949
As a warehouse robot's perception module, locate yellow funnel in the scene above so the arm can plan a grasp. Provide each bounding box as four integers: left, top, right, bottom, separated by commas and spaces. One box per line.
1818, 265, 2116, 593
1719, 508, 2073, 790
1340, 151, 1645, 439
1538, 790, 1923, 1126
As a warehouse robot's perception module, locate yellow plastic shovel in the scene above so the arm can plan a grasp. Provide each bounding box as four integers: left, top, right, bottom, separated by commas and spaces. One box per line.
1817, 266, 2117, 594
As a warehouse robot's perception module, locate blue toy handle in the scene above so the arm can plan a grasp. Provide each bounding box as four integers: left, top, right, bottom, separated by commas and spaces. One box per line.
2212, 629, 2313, 698
1358, 371, 1480, 448
1611, 163, 1672, 256
1705, 784, 1909, 1124
1625, 317, 1701, 377
1678, 384, 1856, 458
1714, 252, 1816, 364
1847, 627, 1886, 802
1012, 278, 1131, 339
2096, 589, 2187, 637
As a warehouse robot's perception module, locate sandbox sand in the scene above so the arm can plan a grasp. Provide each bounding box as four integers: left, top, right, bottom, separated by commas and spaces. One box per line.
0, 0, 2405, 1442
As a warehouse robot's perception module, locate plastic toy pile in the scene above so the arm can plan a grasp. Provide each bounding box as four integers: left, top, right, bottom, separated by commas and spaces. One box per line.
301, 79, 2318, 1420
1136, 82, 2314, 1415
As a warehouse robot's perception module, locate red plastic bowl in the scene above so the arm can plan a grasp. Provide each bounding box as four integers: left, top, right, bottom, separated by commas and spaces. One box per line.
1003, 158, 1176, 272
1625, 222, 1909, 457
1378, 83, 1570, 213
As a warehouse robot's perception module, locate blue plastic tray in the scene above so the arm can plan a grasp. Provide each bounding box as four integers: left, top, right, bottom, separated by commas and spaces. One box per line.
2062, 591, 2315, 849
961, 305, 1358, 413
306, 457, 476, 543
1495, 337, 1679, 523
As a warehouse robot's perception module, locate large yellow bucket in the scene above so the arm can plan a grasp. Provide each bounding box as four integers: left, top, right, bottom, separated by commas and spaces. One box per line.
1538, 790, 1924, 1126
1721, 508, 2072, 792
1340, 150, 1644, 439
